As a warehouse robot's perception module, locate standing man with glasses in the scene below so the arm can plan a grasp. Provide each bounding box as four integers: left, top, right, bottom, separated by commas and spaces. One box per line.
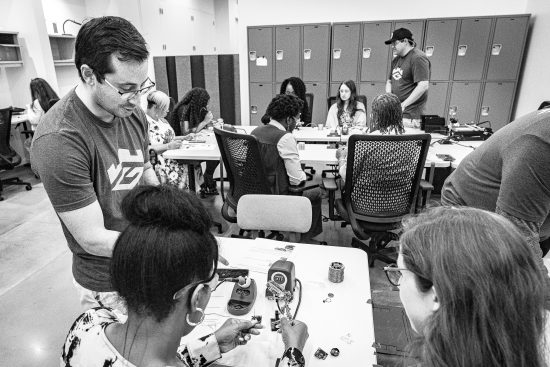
385, 28, 430, 129
31, 16, 159, 313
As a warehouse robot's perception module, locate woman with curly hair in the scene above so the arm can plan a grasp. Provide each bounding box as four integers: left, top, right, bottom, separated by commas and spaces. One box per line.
171, 88, 219, 196
280, 77, 311, 125
326, 80, 366, 130
387, 206, 549, 367
336, 93, 404, 180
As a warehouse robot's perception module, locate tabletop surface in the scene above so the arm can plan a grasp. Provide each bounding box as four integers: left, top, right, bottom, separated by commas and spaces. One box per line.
162, 127, 485, 168
10, 113, 29, 125
180, 237, 376, 367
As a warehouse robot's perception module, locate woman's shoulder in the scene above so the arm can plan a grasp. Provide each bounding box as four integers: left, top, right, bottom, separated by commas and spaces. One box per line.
61, 307, 125, 366
356, 101, 366, 111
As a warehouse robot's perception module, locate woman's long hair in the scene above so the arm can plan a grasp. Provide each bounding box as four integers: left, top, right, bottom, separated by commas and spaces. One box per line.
336, 80, 363, 121
29, 78, 59, 112
170, 88, 210, 130
400, 207, 546, 367
280, 77, 310, 124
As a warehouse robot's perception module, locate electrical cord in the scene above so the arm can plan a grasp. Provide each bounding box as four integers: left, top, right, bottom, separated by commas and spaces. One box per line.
275, 278, 302, 320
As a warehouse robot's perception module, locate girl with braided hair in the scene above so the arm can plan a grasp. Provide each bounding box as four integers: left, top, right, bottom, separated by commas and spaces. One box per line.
280, 77, 311, 125
336, 93, 404, 181
326, 80, 366, 130
171, 88, 220, 196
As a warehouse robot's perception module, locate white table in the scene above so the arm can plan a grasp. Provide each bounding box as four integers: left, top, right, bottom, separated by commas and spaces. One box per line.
11, 113, 29, 127
181, 237, 376, 367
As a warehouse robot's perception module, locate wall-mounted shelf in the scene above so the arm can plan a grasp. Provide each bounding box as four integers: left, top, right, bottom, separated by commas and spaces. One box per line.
49, 34, 75, 66
0, 31, 23, 67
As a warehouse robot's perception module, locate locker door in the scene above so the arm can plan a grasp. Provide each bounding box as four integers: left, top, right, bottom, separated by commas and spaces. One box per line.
275, 26, 300, 82
452, 18, 491, 81
248, 27, 273, 82
479, 82, 515, 131
305, 82, 328, 125
303, 24, 330, 82
424, 19, 458, 81
249, 83, 274, 126
448, 82, 481, 124
486, 17, 529, 81
394, 20, 425, 50
330, 83, 341, 100
360, 22, 392, 82
423, 82, 449, 118
330, 23, 361, 82
359, 82, 386, 130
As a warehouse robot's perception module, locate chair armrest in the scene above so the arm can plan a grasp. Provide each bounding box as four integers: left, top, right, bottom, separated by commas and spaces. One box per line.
20, 130, 34, 138
419, 179, 434, 191
322, 177, 337, 191
288, 181, 319, 194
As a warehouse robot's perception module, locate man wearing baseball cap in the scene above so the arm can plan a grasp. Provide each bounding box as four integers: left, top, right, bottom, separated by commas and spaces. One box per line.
385, 28, 430, 129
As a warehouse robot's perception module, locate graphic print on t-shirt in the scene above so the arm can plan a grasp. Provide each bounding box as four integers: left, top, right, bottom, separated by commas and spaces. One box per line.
107, 149, 144, 191
392, 67, 403, 81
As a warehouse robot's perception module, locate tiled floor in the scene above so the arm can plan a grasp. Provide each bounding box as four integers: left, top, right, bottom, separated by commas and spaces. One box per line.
0, 165, 411, 366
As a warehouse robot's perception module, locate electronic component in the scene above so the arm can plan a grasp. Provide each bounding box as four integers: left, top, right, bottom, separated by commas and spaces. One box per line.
266, 260, 295, 299
217, 268, 249, 279
227, 278, 257, 316
314, 348, 328, 360
330, 348, 340, 357
251, 315, 262, 323
436, 154, 455, 162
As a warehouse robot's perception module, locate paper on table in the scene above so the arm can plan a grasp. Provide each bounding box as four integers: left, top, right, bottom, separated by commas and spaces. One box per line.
179, 143, 216, 150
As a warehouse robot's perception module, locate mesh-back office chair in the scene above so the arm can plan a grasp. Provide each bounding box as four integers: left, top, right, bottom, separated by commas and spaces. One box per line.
334, 134, 430, 266
538, 101, 550, 110
237, 194, 312, 243
214, 127, 317, 226
0, 107, 32, 201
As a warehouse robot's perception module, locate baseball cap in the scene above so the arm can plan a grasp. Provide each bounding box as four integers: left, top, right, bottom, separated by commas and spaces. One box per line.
384, 28, 413, 44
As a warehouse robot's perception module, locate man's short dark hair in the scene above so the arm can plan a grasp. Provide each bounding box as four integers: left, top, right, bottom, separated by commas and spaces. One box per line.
75, 16, 149, 82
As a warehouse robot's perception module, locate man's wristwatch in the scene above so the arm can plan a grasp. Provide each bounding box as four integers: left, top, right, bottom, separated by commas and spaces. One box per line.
280, 347, 305, 367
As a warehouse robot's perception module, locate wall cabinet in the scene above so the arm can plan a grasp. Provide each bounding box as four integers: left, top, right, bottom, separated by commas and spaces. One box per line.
0, 32, 22, 67
49, 35, 75, 66
248, 14, 529, 130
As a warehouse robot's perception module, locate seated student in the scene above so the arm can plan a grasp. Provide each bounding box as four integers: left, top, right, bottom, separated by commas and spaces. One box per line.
251, 94, 323, 243
61, 185, 309, 367
326, 80, 366, 130
146, 90, 191, 187
280, 77, 311, 126
171, 88, 220, 196
26, 77, 59, 129
389, 206, 549, 366
336, 93, 405, 181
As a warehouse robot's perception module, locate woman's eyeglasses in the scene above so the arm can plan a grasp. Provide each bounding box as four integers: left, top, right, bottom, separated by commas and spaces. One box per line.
383, 263, 407, 287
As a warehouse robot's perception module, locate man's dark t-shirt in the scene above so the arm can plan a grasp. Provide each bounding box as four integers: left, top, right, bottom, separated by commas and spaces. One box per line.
389, 48, 430, 119
31, 89, 150, 292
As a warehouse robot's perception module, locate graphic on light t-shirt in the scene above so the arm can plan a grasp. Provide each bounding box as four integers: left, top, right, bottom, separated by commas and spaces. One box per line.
107, 149, 144, 191
392, 67, 403, 80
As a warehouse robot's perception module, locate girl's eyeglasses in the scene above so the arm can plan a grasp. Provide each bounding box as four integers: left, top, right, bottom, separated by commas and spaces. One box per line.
383, 263, 407, 287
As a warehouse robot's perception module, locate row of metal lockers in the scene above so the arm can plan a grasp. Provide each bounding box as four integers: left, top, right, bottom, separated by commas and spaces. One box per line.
247, 15, 530, 129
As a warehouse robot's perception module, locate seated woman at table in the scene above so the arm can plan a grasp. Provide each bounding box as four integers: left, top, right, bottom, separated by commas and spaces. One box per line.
325, 80, 366, 130
261, 77, 311, 126
61, 184, 309, 367
388, 206, 548, 366
171, 87, 219, 196
336, 93, 404, 180
26, 77, 59, 129
251, 94, 324, 243
146, 90, 192, 188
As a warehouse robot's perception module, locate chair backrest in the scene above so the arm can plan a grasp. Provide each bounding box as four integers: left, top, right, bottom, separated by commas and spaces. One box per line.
304, 93, 314, 122
0, 107, 21, 169
538, 101, 550, 110
343, 134, 431, 224
327, 95, 367, 110
214, 127, 273, 211
237, 194, 312, 233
